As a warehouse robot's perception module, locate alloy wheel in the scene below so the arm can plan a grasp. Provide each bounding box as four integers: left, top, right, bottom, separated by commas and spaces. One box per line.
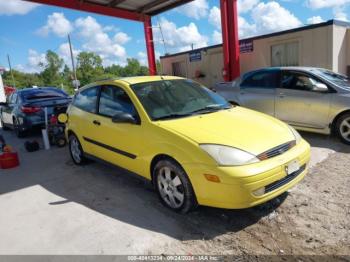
70, 136, 82, 163
340, 117, 350, 142
157, 166, 185, 209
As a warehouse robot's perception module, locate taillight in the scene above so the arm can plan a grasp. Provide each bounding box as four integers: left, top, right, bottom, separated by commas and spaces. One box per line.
21, 106, 42, 114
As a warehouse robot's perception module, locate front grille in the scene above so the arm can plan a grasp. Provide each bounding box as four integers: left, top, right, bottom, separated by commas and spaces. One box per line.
265, 164, 306, 193
257, 141, 296, 160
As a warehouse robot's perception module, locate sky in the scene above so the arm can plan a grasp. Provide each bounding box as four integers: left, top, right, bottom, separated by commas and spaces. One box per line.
0, 0, 349, 73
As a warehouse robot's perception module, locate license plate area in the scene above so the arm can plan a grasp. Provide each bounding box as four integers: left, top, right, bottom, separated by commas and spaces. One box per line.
286, 159, 300, 175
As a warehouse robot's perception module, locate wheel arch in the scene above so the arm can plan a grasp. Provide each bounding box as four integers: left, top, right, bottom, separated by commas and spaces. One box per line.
331, 109, 350, 133
150, 154, 183, 184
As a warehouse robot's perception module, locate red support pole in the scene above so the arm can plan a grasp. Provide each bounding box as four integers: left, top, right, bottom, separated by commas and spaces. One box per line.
144, 16, 157, 76
220, 0, 240, 81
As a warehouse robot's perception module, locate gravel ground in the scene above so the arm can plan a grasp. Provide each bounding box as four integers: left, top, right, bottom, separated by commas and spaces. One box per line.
159, 146, 350, 256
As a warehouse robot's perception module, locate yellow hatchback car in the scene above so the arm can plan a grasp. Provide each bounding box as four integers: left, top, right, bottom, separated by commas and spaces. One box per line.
64, 76, 310, 213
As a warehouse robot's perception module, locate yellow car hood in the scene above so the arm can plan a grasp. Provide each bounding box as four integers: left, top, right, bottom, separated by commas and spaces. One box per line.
158, 107, 295, 155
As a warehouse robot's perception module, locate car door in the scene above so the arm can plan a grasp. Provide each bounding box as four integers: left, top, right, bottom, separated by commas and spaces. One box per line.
238, 70, 280, 116
87, 84, 145, 175
69, 86, 100, 154
275, 70, 332, 129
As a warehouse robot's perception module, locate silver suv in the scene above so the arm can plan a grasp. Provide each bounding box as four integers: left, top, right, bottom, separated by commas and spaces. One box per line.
214, 67, 350, 144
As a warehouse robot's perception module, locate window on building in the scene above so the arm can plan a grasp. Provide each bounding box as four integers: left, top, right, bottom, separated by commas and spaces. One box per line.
271, 42, 299, 67
172, 61, 187, 77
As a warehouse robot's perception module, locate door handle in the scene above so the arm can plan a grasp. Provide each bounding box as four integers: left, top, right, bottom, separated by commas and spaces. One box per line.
279, 92, 285, 98
93, 120, 101, 126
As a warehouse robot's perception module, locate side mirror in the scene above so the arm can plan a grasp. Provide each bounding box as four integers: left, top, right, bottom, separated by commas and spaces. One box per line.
312, 83, 328, 92
112, 112, 137, 124
58, 113, 69, 124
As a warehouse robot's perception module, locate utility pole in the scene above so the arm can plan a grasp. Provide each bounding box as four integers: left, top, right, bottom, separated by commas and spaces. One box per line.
7, 54, 16, 88
68, 34, 78, 88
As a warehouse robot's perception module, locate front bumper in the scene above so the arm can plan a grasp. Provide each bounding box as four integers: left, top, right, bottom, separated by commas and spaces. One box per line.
183, 139, 311, 209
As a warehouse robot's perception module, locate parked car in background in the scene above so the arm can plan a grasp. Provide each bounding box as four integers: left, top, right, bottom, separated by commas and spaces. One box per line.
62, 76, 310, 213
213, 67, 350, 144
0, 87, 71, 137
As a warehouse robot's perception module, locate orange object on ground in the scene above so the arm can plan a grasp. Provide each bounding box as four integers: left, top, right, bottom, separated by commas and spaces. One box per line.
0, 152, 20, 169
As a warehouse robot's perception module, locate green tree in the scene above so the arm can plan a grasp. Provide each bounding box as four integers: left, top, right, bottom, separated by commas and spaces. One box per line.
40, 50, 64, 86
76, 52, 104, 86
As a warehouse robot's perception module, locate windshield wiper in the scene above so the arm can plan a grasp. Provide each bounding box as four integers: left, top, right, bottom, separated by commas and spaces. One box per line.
153, 113, 192, 121
190, 104, 231, 115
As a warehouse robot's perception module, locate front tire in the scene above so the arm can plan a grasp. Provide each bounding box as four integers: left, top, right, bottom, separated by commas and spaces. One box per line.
153, 159, 197, 213
336, 113, 350, 145
69, 134, 87, 165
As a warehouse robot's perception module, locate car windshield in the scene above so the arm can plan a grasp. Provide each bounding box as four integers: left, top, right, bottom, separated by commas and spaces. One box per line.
21, 88, 68, 101
131, 79, 231, 120
313, 69, 350, 88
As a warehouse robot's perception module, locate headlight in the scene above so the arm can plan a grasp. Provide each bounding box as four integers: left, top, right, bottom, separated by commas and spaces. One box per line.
288, 125, 302, 144
200, 144, 259, 166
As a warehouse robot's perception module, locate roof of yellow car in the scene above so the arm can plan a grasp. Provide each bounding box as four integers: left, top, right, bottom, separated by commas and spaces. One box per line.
116, 75, 184, 85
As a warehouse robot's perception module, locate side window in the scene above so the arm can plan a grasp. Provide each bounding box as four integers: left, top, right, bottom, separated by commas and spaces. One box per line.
73, 87, 98, 113
98, 85, 136, 118
241, 71, 279, 89
281, 72, 327, 92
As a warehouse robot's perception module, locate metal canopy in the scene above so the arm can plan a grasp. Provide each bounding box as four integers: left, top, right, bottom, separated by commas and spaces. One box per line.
24, 0, 194, 21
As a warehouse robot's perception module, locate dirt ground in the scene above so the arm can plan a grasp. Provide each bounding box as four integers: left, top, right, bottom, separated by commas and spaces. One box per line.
0, 128, 349, 257
162, 146, 350, 256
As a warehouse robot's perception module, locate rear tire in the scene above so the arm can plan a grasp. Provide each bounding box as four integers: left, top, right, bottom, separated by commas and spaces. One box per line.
13, 118, 26, 138
153, 159, 197, 213
69, 134, 87, 165
336, 113, 350, 144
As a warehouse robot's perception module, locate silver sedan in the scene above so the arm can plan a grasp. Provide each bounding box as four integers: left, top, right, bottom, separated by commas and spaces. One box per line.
214, 67, 350, 144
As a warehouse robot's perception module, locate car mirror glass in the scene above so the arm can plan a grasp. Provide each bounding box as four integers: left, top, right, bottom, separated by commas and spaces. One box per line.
312, 83, 328, 92
112, 112, 136, 124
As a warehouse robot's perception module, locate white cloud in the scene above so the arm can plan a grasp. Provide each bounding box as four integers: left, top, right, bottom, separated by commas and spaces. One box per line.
238, 0, 260, 13
58, 43, 81, 69
16, 49, 46, 73
306, 0, 350, 9
212, 30, 222, 44
177, 0, 209, 19
209, 6, 221, 29
114, 32, 131, 45
37, 13, 73, 37
251, 2, 302, 34
75, 16, 129, 66
307, 16, 324, 24
334, 7, 348, 21
137, 52, 147, 66
209, 2, 301, 41
155, 18, 208, 52
0, 0, 39, 16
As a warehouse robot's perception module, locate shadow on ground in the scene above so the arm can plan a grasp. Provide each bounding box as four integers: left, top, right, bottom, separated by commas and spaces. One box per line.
0, 129, 292, 241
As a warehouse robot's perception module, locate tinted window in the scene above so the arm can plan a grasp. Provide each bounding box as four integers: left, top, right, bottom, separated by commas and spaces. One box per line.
282, 71, 327, 92
73, 87, 98, 113
21, 88, 68, 101
131, 79, 230, 120
11, 93, 18, 104
241, 71, 279, 88
98, 85, 136, 118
